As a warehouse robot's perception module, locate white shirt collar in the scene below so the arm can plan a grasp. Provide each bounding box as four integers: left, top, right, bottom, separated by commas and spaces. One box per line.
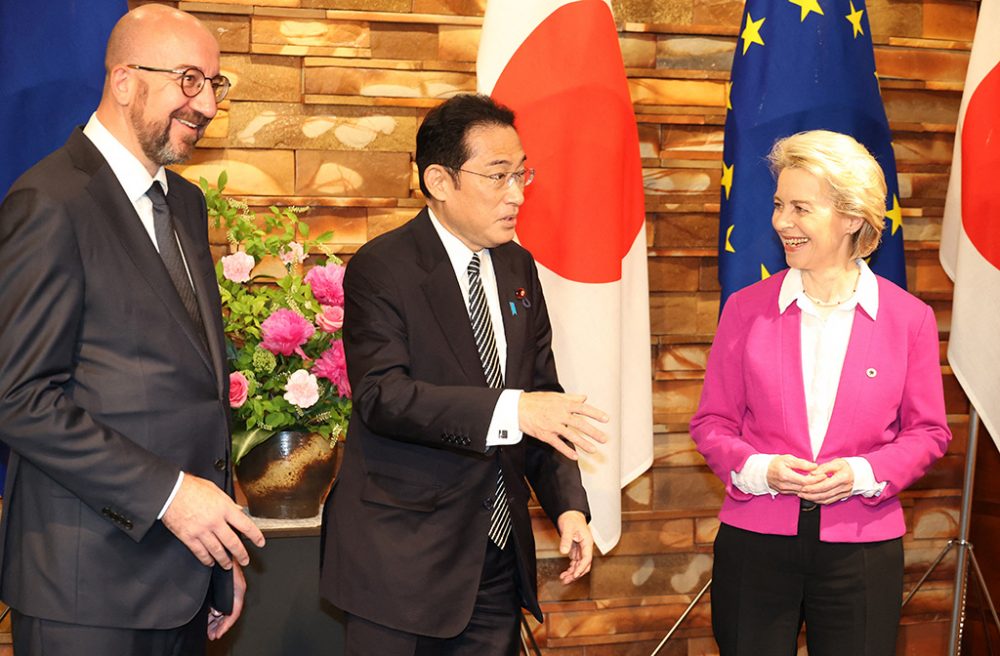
427, 206, 488, 278
778, 259, 879, 319
82, 113, 168, 202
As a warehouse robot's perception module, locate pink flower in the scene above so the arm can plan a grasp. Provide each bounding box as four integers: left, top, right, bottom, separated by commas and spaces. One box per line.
260, 309, 315, 357
313, 340, 351, 398
221, 251, 255, 283
284, 369, 320, 408
229, 371, 249, 408
316, 305, 344, 333
305, 262, 346, 306
279, 242, 306, 266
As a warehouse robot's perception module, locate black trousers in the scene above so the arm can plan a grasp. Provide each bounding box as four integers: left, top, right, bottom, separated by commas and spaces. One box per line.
11, 604, 209, 656
345, 539, 521, 656
711, 502, 903, 656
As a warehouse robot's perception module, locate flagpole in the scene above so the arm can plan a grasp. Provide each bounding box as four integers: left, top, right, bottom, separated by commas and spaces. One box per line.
902, 407, 1000, 655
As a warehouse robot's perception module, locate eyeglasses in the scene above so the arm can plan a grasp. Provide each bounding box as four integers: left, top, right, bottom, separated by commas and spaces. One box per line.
455, 167, 535, 190
127, 64, 231, 103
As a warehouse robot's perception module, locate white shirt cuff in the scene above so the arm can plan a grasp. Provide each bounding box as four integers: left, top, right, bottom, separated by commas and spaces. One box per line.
485, 389, 524, 448
731, 453, 779, 497
845, 456, 886, 497
157, 471, 185, 519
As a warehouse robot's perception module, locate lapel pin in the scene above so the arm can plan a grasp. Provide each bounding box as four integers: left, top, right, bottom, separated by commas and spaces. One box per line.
866, 368, 877, 378
514, 288, 526, 299
509, 301, 518, 317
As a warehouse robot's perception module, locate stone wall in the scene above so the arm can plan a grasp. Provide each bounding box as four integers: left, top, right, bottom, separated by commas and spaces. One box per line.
159, 0, 977, 652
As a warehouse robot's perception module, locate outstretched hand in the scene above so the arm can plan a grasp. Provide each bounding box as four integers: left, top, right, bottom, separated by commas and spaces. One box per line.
518, 392, 609, 460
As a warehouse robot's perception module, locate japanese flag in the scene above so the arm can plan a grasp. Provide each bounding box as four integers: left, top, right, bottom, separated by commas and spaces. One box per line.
478, 0, 654, 552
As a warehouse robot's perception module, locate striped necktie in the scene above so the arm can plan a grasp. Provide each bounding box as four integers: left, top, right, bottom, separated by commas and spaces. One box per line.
467, 253, 511, 550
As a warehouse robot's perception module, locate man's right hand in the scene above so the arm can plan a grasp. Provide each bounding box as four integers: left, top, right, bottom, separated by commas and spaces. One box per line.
518, 392, 609, 460
161, 474, 265, 568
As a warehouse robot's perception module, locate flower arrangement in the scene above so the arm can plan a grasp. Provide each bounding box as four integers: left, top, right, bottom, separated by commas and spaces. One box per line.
201, 172, 351, 465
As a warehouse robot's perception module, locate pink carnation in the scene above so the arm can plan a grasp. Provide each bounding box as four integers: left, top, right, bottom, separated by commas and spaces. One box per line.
279, 242, 306, 266
229, 371, 249, 408
260, 308, 315, 357
221, 251, 255, 283
313, 340, 351, 398
316, 305, 344, 333
284, 369, 320, 408
305, 262, 346, 307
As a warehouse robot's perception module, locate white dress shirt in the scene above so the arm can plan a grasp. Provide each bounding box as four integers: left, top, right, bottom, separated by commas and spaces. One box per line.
428, 209, 523, 447
83, 114, 186, 517
732, 260, 886, 498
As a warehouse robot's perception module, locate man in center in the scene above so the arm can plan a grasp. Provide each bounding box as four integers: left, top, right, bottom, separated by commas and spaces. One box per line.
320, 93, 609, 655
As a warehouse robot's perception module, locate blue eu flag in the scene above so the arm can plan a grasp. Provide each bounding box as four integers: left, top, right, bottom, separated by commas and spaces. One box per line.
718, 0, 907, 308
0, 1, 128, 491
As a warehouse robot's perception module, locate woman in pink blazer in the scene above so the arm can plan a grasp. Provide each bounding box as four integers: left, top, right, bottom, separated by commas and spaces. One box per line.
691, 130, 951, 655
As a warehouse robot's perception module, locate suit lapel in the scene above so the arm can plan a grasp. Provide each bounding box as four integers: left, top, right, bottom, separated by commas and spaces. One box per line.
817, 307, 875, 460
413, 212, 489, 386
68, 131, 215, 377
170, 186, 227, 397
779, 302, 813, 456
491, 247, 525, 387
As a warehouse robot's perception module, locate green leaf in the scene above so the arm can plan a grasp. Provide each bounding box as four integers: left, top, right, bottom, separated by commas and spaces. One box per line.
231, 427, 275, 465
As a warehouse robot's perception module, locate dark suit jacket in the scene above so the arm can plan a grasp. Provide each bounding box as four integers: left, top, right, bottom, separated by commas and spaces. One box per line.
319, 209, 590, 638
0, 129, 233, 629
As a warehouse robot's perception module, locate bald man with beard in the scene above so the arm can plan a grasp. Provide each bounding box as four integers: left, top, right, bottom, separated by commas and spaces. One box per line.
0, 5, 265, 654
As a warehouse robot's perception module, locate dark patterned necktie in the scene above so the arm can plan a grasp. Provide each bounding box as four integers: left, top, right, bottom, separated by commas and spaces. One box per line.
468, 253, 511, 550
146, 182, 204, 331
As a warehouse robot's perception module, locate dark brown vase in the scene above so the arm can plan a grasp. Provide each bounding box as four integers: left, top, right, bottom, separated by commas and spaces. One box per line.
235, 430, 343, 519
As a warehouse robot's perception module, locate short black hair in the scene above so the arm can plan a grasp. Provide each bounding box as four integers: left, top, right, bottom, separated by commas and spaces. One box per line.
416, 94, 517, 199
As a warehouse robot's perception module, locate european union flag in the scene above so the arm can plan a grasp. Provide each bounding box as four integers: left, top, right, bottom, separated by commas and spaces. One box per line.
719, 0, 907, 307
0, 1, 127, 491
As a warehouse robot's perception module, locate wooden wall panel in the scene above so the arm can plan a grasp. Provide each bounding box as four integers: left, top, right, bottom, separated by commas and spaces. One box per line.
166, 0, 982, 652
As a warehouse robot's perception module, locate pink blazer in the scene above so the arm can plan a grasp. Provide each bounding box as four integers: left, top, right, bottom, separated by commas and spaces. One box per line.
691, 270, 951, 543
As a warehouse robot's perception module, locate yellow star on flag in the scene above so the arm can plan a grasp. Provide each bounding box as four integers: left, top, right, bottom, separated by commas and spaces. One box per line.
725, 224, 736, 253
845, 1, 865, 38
726, 81, 733, 111
789, 0, 824, 21
761, 263, 771, 280
740, 13, 766, 55
721, 161, 734, 199
886, 194, 902, 235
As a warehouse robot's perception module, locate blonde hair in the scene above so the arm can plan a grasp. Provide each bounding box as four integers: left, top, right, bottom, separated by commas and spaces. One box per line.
767, 130, 887, 258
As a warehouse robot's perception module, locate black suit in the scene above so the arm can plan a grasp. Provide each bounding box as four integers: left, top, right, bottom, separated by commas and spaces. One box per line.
0, 129, 232, 631
320, 209, 589, 644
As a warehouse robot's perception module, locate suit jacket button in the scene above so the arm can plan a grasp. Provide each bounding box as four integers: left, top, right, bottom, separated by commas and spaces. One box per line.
214, 458, 226, 471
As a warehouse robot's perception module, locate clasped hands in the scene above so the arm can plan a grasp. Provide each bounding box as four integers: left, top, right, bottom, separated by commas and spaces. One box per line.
766, 455, 855, 504
517, 391, 609, 460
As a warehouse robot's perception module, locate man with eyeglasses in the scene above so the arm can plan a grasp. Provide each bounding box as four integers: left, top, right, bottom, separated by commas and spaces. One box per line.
0, 5, 264, 654
320, 93, 609, 655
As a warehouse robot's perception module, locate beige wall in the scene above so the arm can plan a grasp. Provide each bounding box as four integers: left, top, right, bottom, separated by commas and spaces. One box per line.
158, 0, 977, 652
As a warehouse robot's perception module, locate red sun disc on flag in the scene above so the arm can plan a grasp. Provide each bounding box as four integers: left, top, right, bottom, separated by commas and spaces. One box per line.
961, 62, 1000, 270
491, 0, 645, 284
